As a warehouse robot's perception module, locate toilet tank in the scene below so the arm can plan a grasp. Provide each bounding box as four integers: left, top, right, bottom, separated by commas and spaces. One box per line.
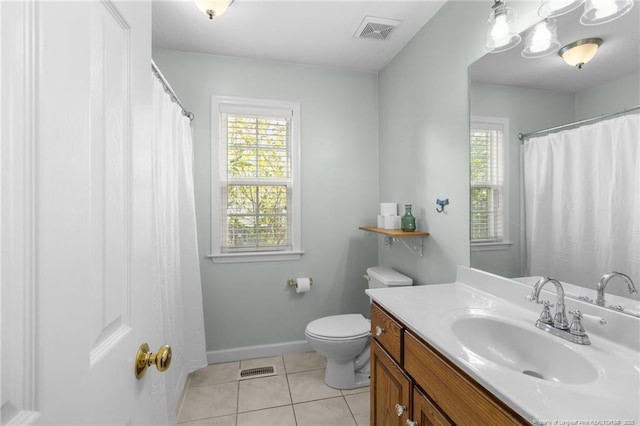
366, 266, 413, 289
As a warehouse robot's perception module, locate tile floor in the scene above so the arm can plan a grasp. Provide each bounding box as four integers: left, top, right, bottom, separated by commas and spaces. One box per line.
177, 352, 370, 426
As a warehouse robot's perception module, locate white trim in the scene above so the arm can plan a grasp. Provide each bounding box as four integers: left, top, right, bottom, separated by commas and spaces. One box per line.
1, 1, 41, 423
471, 241, 514, 251
210, 95, 302, 262
206, 340, 313, 364
470, 115, 510, 245
207, 250, 305, 264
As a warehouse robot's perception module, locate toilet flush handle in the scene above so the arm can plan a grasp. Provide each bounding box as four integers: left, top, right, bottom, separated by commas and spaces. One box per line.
375, 326, 385, 336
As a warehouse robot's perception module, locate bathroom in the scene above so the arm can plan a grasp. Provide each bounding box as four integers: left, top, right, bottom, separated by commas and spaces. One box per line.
2, 0, 638, 424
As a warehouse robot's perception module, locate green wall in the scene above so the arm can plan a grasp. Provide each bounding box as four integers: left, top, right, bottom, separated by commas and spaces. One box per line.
376, 1, 538, 284
575, 72, 640, 120
153, 50, 379, 355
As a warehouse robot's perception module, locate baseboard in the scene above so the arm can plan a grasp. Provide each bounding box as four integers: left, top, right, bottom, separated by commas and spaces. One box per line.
206, 340, 313, 364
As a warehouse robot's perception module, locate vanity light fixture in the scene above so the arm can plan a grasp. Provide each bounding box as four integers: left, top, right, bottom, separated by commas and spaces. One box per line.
522, 19, 561, 58
558, 38, 602, 68
485, 0, 522, 53
580, 0, 634, 25
195, 0, 234, 20
538, 0, 585, 18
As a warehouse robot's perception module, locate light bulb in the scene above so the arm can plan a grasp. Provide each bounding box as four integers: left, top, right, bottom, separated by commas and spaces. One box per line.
530, 23, 552, 52
592, 0, 618, 18
491, 14, 510, 47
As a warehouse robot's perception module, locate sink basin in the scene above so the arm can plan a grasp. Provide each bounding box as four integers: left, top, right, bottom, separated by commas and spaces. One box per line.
451, 316, 599, 384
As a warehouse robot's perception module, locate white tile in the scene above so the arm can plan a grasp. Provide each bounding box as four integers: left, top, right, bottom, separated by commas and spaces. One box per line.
240, 355, 285, 375
345, 392, 370, 426
179, 414, 237, 425
189, 362, 240, 387
237, 405, 297, 426
283, 352, 326, 373
237, 374, 292, 413
294, 397, 357, 426
178, 382, 238, 423
341, 385, 369, 396
287, 369, 342, 403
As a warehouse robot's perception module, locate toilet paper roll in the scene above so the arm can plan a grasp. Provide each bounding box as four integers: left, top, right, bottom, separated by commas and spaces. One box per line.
393, 216, 401, 229
295, 277, 312, 293
377, 215, 384, 228
383, 215, 400, 229
380, 203, 398, 216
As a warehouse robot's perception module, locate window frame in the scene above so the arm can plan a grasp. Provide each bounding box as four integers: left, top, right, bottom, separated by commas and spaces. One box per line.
470, 115, 512, 251
209, 95, 303, 263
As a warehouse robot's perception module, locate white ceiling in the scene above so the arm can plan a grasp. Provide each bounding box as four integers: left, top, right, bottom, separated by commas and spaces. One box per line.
152, 0, 446, 72
469, 4, 640, 93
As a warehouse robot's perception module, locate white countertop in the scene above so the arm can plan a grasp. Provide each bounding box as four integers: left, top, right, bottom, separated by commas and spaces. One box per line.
366, 267, 640, 425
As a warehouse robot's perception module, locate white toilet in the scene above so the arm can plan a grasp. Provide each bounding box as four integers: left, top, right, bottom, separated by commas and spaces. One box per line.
304, 266, 413, 389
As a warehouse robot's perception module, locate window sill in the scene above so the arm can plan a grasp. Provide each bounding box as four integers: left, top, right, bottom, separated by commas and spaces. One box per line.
471, 241, 513, 252
207, 250, 305, 264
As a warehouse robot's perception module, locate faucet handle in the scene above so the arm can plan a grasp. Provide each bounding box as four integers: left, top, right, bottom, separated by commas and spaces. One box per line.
578, 295, 594, 303
538, 301, 554, 324
569, 310, 587, 336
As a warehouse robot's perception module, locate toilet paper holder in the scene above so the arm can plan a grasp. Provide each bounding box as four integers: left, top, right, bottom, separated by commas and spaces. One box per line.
287, 277, 313, 287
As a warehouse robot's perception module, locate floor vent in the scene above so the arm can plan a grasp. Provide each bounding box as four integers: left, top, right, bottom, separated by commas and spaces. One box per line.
354, 16, 402, 40
238, 365, 277, 380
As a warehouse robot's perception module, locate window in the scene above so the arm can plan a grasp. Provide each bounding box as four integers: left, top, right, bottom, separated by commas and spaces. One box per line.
210, 96, 302, 263
470, 116, 511, 250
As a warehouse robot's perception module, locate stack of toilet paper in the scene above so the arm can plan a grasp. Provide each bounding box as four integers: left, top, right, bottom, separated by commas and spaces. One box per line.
378, 203, 401, 230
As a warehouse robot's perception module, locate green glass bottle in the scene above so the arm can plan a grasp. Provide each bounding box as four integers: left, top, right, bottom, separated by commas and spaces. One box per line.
401, 204, 416, 232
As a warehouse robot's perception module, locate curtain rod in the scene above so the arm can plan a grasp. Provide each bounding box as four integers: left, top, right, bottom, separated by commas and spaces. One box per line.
518, 104, 640, 142
151, 60, 194, 121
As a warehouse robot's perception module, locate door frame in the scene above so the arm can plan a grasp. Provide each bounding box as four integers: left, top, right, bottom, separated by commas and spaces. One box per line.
1, 1, 40, 423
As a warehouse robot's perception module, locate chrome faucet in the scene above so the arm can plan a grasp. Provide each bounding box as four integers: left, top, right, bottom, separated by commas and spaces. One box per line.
528, 277, 569, 329
596, 272, 637, 308
527, 277, 590, 344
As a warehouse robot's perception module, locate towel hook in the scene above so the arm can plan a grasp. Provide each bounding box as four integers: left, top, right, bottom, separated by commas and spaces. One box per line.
436, 198, 449, 213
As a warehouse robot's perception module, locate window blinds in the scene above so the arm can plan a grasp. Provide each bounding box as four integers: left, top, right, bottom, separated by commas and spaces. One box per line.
220, 112, 293, 252
470, 125, 504, 242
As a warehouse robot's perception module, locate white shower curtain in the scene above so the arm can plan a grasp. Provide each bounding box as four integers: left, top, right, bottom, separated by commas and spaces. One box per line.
151, 75, 207, 422
523, 113, 640, 296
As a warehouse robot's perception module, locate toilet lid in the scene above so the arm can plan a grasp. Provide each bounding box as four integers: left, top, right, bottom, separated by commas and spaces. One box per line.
305, 314, 370, 340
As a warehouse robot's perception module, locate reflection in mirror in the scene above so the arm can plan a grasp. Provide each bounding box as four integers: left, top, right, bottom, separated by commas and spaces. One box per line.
468, 5, 640, 310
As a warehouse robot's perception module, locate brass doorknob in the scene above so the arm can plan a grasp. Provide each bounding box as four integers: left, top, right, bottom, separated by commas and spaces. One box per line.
135, 343, 172, 379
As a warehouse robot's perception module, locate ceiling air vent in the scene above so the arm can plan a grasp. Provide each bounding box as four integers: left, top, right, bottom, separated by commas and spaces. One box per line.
354, 16, 401, 41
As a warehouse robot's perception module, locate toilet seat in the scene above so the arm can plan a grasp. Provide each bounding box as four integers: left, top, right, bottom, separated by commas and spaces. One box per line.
305, 314, 370, 341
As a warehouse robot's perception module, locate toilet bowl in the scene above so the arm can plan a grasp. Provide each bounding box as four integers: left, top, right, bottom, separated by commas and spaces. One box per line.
305, 314, 371, 389
304, 267, 413, 389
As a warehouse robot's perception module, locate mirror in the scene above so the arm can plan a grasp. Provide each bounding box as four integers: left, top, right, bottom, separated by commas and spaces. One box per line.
469, 4, 640, 306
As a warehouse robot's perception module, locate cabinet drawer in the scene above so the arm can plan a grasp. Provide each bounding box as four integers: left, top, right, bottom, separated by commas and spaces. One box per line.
371, 303, 403, 364
404, 331, 528, 426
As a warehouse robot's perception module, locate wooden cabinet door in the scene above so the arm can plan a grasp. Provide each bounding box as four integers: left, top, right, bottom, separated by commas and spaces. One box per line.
411, 387, 453, 426
371, 340, 411, 426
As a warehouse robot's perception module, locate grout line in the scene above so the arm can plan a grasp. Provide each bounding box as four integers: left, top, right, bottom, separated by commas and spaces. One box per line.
343, 395, 359, 426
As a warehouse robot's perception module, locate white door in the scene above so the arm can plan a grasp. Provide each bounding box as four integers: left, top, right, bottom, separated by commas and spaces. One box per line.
1, 1, 168, 424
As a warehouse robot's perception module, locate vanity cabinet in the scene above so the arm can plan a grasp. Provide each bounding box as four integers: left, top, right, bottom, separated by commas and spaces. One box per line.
370, 303, 528, 426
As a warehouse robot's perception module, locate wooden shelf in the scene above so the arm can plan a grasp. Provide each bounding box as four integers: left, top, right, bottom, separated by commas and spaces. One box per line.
359, 226, 429, 257
359, 226, 429, 238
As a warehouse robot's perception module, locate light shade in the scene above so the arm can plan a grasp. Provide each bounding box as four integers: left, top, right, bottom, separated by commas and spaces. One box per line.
522, 19, 561, 58
558, 38, 602, 68
485, 0, 522, 53
195, 0, 233, 20
580, 0, 634, 25
538, 0, 585, 18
